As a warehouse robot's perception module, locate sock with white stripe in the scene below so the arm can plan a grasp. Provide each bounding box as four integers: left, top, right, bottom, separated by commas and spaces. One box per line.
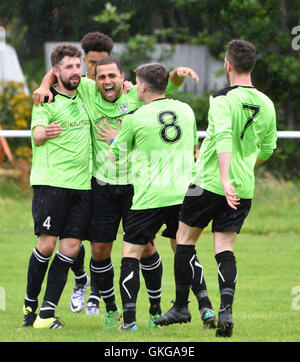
90, 257, 116, 312
119, 257, 140, 325
40, 251, 74, 318
215, 250, 237, 309
140, 251, 162, 315
71, 243, 88, 285
88, 271, 101, 307
88, 283, 101, 308
174, 244, 195, 307
25, 247, 51, 313
191, 255, 213, 312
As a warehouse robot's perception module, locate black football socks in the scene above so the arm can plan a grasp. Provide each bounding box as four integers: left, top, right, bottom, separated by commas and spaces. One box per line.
40, 251, 74, 318
215, 250, 237, 309
140, 251, 163, 316
174, 245, 195, 307
25, 247, 51, 313
119, 257, 140, 325
90, 257, 117, 312
71, 242, 88, 286
191, 254, 213, 313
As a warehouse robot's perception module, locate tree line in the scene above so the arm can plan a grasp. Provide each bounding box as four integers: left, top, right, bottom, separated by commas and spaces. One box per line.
1, 0, 300, 178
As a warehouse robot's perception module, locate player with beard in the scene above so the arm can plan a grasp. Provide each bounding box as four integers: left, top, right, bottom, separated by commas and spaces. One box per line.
70, 31, 114, 316
33, 57, 204, 329
75, 58, 207, 329
32, 35, 132, 318
22, 44, 91, 329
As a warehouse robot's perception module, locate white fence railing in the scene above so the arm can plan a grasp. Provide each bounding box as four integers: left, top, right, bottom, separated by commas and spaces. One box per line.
0, 130, 31, 138
0, 130, 300, 139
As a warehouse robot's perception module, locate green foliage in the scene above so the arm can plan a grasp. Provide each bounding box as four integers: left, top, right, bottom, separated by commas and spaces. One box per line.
119, 35, 175, 82
0, 81, 32, 130
262, 138, 300, 180
94, 4, 175, 81
3, 17, 28, 49
1, 0, 300, 178
93, 2, 134, 39
183, 0, 300, 127
0, 81, 32, 162
119, 34, 157, 81
167, 90, 212, 130
21, 56, 46, 90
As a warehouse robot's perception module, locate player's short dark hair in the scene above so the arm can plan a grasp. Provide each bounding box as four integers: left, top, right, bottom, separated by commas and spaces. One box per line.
135, 63, 169, 93
94, 56, 123, 76
226, 40, 256, 74
81, 32, 113, 55
51, 43, 82, 67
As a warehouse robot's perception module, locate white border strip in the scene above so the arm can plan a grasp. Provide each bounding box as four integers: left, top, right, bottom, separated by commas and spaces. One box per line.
0, 130, 299, 139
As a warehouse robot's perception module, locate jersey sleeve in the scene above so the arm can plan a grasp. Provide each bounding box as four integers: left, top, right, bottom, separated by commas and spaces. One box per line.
210, 95, 232, 153
31, 104, 52, 129
110, 113, 134, 160
126, 85, 145, 108
257, 107, 277, 161
127, 80, 180, 97
165, 78, 181, 95
126, 84, 138, 97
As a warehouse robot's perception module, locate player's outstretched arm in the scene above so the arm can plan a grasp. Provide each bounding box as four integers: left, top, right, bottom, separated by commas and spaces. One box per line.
32, 70, 57, 106
169, 67, 199, 86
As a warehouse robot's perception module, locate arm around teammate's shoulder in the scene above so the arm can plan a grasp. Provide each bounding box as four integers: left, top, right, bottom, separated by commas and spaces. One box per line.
32, 70, 57, 106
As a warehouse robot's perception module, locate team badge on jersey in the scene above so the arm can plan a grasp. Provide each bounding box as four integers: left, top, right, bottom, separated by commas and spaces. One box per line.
119, 104, 128, 114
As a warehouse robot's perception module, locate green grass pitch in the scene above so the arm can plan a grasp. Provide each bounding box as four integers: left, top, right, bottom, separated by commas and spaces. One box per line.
0, 177, 300, 342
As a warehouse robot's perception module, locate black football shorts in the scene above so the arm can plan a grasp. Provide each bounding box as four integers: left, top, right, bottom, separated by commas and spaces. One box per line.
32, 185, 91, 240
89, 177, 134, 242
124, 204, 182, 245
179, 184, 252, 234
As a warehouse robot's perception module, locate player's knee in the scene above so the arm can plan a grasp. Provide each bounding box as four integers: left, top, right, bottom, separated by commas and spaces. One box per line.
58, 238, 81, 259
141, 240, 157, 258
36, 234, 57, 257
91, 242, 112, 261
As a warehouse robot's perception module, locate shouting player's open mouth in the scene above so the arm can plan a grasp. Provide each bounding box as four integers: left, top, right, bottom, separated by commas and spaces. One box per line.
102, 85, 118, 102
104, 86, 115, 97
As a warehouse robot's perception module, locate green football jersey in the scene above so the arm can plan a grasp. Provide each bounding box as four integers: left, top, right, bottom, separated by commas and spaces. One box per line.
77, 77, 181, 184
30, 87, 91, 190
110, 98, 197, 209
194, 85, 277, 198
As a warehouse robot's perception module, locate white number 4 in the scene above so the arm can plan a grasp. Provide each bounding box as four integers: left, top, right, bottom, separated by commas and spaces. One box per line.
43, 216, 51, 230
